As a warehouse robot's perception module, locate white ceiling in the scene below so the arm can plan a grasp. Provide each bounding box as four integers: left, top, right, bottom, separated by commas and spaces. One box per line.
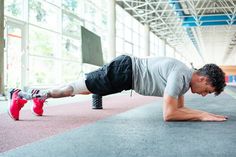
116, 0, 236, 66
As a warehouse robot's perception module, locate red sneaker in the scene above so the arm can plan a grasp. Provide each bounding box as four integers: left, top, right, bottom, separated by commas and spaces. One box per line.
8, 89, 28, 120
32, 98, 45, 116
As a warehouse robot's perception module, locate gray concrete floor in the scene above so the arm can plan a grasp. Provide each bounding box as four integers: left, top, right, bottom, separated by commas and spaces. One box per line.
1, 90, 236, 157
1, 87, 236, 157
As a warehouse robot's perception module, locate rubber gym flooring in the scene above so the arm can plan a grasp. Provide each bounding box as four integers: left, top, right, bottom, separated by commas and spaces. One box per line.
0, 86, 236, 157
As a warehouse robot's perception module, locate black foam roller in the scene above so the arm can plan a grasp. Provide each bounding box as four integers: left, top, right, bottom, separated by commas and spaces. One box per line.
92, 94, 103, 109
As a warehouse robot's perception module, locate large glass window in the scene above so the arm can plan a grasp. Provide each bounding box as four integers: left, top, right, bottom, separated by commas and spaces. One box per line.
4, 0, 169, 88
116, 5, 146, 57
116, 37, 123, 54
83, 0, 108, 61
4, 0, 24, 20
150, 32, 155, 56
5, 24, 23, 89
62, 0, 78, 13
29, 26, 57, 57
29, 0, 60, 32
150, 32, 160, 57
124, 42, 133, 55
62, 37, 81, 61
62, 12, 82, 39
4, 0, 87, 87
166, 45, 174, 57
61, 61, 81, 82
29, 57, 58, 85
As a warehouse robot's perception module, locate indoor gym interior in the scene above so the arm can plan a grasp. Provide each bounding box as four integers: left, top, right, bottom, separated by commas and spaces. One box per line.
0, 0, 236, 157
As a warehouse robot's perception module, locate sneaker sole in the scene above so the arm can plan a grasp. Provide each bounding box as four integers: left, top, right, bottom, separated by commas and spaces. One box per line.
8, 89, 20, 121
8, 100, 19, 120
8, 111, 18, 121
31, 106, 43, 116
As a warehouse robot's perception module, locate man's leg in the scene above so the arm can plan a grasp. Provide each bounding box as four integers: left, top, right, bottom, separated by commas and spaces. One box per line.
46, 82, 91, 99
31, 80, 91, 116
9, 76, 91, 120
16, 76, 91, 100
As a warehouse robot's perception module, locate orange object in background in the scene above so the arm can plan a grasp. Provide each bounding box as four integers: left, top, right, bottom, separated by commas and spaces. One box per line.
220, 66, 236, 84
220, 66, 236, 75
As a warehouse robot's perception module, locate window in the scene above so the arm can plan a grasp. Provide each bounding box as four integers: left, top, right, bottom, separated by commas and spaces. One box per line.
61, 61, 81, 82
166, 45, 174, 57
116, 37, 124, 56
124, 42, 133, 55
29, 57, 58, 85
150, 32, 161, 57
4, 0, 24, 19
62, 0, 78, 13
116, 5, 146, 57
62, 12, 82, 39
6, 0, 85, 86
62, 37, 81, 61
29, 0, 60, 31
84, 0, 108, 61
5, 0, 170, 88
29, 26, 57, 57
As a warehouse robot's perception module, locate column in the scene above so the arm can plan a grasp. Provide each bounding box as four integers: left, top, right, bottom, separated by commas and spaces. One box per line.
143, 24, 150, 57
173, 48, 176, 58
159, 39, 166, 57
107, 0, 116, 61
0, 0, 4, 96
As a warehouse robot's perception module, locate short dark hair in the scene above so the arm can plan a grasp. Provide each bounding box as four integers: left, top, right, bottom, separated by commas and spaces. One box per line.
196, 64, 226, 96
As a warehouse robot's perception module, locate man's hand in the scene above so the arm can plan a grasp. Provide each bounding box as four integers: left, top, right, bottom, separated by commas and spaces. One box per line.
200, 112, 228, 122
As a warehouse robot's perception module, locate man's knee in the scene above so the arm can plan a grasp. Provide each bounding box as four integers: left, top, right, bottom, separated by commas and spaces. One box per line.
67, 77, 90, 95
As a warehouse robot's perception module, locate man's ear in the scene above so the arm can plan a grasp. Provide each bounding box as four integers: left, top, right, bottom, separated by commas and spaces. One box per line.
199, 76, 205, 82
200, 76, 209, 84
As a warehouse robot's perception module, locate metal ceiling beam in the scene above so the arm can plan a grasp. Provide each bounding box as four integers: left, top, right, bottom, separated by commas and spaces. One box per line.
180, 0, 236, 27
183, 14, 236, 27
169, 0, 204, 62
145, 1, 185, 48
117, 0, 227, 63
184, 14, 236, 22
183, 21, 236, 27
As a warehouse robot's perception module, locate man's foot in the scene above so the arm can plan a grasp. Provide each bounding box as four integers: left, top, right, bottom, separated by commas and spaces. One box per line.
32, 97, 46, 116
28, 89, 47, 116
8, 89, 28, 120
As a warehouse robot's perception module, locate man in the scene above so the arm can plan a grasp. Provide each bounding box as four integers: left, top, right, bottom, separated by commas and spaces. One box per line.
8, 55, 227, 121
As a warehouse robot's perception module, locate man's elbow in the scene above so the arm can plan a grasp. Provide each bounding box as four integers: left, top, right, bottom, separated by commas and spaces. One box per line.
163, 116, 169, 122
163, 112, 175, 122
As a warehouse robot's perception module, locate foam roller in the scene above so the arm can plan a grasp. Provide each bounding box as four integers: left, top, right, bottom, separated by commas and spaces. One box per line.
92, 94, 103, 109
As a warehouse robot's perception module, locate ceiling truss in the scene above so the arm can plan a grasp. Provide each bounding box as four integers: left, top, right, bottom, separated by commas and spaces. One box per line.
116, 0, 236, 65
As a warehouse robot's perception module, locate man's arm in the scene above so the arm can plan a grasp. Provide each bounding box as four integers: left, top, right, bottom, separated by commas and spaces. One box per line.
163, 93, 227, 122
177, 95, 184, 108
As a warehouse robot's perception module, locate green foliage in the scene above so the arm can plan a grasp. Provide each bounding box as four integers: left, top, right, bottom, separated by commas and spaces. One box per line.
29, 0, 46, 22
7, 0, 20, 16
30, 28, 54, 57
62, 0, 78, 12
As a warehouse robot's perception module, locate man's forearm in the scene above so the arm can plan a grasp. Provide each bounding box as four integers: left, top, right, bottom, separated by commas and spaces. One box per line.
164, 107, 205, 121
164, 107, 227, 121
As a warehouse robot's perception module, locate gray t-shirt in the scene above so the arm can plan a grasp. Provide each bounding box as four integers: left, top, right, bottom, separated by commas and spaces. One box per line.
131, 56, 193, 99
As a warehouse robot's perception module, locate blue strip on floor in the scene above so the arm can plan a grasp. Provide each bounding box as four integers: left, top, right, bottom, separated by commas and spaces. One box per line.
1, 93, 236, 157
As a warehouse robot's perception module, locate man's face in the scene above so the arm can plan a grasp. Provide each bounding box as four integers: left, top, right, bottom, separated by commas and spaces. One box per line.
190, 76, 215, 97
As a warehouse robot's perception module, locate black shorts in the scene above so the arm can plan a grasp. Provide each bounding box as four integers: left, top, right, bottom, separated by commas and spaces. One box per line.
85, 55, 132, 96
